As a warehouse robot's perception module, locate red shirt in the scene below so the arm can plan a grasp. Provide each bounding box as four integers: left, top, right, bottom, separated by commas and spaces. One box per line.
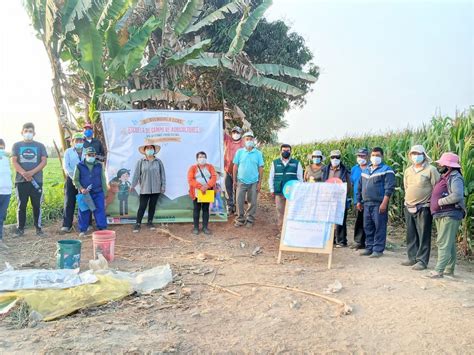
224, 133, 244, 174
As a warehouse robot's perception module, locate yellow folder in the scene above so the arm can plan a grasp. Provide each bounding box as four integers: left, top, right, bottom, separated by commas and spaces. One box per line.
197, 189, 215, 203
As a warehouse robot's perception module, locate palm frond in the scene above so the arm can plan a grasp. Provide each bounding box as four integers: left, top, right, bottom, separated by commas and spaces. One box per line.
121, 89, 190, 103
61, 0, 94, 34
165, 39, 211, 66
99, 92, 132, 109
243, 76, 304, 97
173, 0, 203, 35
254, 64, 318, 82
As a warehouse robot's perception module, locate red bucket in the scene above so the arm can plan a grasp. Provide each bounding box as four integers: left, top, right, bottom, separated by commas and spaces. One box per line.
92, 230, 116, 262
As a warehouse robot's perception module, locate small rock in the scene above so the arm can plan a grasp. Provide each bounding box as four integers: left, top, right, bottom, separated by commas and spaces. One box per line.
240, 241, 246, 249
181, 287, 192, 296
252, 246, 263, 256
191, 312, 200, 318
324, 280, 343, 294
462, 302, 474, 308
289, 300, 301, 309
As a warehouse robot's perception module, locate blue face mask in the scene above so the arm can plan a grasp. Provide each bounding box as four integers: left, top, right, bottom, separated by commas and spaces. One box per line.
145, 149, 155, 156
245, 140, 255, 149
312, 157, 321, 164
0, 149, 5, 157
75, 143, 84, 150
86, 156, 96, 164
84, 129, 93, 138
412, 154, 424, 164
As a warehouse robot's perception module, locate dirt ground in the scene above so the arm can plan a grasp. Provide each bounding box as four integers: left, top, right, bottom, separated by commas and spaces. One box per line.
1, 193, 474, 353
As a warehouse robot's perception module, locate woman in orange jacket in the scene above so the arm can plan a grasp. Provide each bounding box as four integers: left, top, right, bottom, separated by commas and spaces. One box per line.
187, 151, 217, 235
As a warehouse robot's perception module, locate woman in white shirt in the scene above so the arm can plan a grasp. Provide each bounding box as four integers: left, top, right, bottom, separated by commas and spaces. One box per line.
0, 139, 12, 248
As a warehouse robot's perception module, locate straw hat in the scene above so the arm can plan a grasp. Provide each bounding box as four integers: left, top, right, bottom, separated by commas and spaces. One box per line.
138, 141, 161, 155
409, 145, 431, 162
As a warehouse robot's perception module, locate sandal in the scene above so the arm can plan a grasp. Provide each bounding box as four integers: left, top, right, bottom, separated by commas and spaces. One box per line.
423, 271, 443, 279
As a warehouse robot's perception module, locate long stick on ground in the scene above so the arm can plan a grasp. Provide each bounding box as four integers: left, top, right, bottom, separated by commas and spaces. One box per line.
156, 228, 191, 243
223, 282, 352, 315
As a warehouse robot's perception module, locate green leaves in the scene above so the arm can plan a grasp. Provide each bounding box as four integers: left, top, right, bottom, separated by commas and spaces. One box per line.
77, 19, 105, 90
61, 0, 93, 34
244, 76, 304, 97
99, 92, 132, 109
227, 0, 273, 57
184, 0, 244, 34
173, 0, 204, 35
165, 39, 211, 66
96, 0, 133, 31
254, 64, 318, 82
121, 89, 190, 103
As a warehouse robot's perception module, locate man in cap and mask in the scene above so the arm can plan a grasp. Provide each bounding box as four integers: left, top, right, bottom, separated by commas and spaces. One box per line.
83, 123, 105, 162
402, 145, 439, 270
224, 126, 244, 214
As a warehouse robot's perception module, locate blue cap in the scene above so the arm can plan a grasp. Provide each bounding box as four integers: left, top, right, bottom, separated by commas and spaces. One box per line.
357, 148, 368, 155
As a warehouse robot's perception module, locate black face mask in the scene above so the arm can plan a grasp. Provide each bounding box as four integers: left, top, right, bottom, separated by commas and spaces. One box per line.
281, 151, 291, 159
438, 166, 448, 174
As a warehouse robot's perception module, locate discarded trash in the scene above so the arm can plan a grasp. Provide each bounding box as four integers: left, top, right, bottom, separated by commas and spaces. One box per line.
89, 254, 109, 271
240, 241, 246, 249
324, 280, 343, 294
252, 246, 263, 256
0, 263, 97, 291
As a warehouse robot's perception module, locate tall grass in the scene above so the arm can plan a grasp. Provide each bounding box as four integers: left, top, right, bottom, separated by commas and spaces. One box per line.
262, 108, 474, 254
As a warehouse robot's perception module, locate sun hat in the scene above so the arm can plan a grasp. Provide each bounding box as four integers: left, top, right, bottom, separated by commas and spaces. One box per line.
242, 131, 254, 138
72, 132, 84, 140
231, 126, 243, 134
308, 150, 325, 161
138, 140, 161, 155
409, 145, 431, 162
435, 152, 461, 168
330, 149, 342, 158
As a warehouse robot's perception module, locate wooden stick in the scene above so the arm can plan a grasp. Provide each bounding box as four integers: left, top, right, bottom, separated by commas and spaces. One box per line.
206, 282, 241, 297
156, 228, 191, 243
222, 282, 352, 315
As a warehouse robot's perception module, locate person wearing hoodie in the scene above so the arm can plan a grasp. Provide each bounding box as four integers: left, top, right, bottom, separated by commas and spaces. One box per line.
357, 147, 396, 258
224, 126, 244, 215
427, 152, 466, 279
402, 145, 440, 270
322, 149, 351, 247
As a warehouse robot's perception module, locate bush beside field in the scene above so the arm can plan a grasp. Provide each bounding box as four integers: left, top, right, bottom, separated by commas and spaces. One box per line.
262, 108, 473, 253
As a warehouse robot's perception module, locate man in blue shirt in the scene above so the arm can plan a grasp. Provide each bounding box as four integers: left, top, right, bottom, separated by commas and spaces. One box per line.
350, 148, 369, 250
356, 147, 396, 258
232, 131, 264, 228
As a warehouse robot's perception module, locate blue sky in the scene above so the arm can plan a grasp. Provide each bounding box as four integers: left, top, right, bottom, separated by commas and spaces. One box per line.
0, 0, 472, 148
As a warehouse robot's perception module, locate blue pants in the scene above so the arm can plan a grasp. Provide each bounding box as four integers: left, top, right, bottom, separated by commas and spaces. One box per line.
0, 194, 11, 239
363, 203, 388, 253
78, 192, 107, 232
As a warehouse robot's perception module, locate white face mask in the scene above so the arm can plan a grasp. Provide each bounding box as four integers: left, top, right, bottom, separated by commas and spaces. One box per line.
330, 158, 340, 167
197, 157, 207, 165
23, 132, 34, 141
357, 157, 367, 165
371, 156, 382, 166
232, 133, 241, 141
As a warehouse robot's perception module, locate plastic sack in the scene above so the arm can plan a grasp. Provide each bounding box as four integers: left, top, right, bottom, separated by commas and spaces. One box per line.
0, 275, 132, 321
76, 193, 96, 212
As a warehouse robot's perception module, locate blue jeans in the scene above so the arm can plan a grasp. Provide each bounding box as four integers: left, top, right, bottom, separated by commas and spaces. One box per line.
363, 203, 388, 253
0, 194, 11, 239
78, 192, 107, 232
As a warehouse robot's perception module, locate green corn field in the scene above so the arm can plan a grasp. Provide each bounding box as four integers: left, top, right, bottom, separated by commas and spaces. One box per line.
262, 107, 474, 255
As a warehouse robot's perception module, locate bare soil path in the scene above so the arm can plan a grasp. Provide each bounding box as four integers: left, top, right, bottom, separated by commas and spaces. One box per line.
1, 194, 473, 353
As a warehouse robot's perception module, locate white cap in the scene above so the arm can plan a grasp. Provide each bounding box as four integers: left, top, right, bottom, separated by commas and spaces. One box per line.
242, 131, 254, 138
409, 144, 431, 162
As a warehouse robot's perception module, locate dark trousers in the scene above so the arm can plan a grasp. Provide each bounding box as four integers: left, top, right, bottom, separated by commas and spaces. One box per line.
363, 203, 388, 253
193, 199, 210, 229
78, 192, 107, 232
354, 208, 366, 247
136, 193, 160, 224
119, 198, 129, 215
63, 177, 78, 228
335, 208, 348, 245
16, 182, 42, 230
405, 207, 432, 266
0, 194, 11, 239
224, 172, 235, 211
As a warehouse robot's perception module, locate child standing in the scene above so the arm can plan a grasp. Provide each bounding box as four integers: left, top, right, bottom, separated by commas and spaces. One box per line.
73, 147, 108, 237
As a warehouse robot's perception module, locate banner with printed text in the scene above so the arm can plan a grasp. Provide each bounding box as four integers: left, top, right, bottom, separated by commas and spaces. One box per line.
101, 110, 226, 224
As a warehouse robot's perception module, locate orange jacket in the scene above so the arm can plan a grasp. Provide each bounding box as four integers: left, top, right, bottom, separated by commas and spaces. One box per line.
187, 164, 217, 200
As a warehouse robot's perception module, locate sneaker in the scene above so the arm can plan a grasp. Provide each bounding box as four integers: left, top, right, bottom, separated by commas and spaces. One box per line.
202, 228, 212, 235
369, 251, 383, 258
60, 226, 73, 233
444, 270, 454, 277
147, 223, 156, 231
14, 228, 24, 237
36, 228, 47, 237
0, 240, 9, 249
192, 228, 200, 235
350, 243, 361, 250
401, 260, 416, 266
133, 224, 141, 233
359, 249, 372, 256
412, 262, 427, 271
335, 243, 348, 248
78, 232, 86, 238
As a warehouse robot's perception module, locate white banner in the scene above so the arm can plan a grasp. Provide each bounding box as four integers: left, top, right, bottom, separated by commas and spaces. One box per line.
101, 110, 226, 223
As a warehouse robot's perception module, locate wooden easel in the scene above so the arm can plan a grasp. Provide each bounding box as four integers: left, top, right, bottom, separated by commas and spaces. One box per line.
277, 202, 335, 269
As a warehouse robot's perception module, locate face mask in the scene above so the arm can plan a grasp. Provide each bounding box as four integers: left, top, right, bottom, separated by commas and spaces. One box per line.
232, 133, 241, 141
281, 151, 291, 159
371, 156, 382, 166
0, 149, 5, 157
75, 143, 84, 150
312, 157, 321, 164
197, 158, 207, 165
23, 132, 34, 141
331, 158, 340, 167
411, 155, 424, 164
245, 140, 255, 149
438, 166, 448, 174
145, 149, 155, 156
84, 129, 93, 138
86, 156, 96, 164
357, 157, 367, 165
